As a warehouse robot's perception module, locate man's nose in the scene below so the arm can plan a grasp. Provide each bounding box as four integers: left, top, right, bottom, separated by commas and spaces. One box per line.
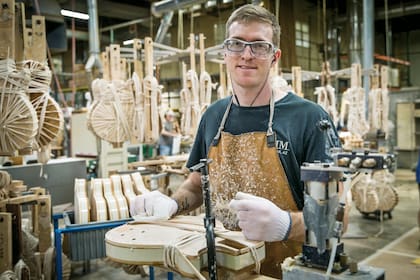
241, 45, 255, 58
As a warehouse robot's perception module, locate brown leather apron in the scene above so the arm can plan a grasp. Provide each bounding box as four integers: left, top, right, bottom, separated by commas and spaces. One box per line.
208, 95, 302, 279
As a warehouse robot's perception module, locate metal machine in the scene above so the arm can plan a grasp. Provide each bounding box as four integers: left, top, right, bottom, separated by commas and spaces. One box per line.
283, 150, 394, 280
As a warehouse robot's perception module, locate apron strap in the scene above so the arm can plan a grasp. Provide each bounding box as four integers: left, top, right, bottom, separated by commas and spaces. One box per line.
213, 92, 276, 147
212, 97, 233, 146
266, 91, 276, 147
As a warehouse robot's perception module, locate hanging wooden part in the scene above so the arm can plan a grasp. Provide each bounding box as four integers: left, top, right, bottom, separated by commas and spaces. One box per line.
180, 63, 189, 135
180, 69, 200, 137
0, 0, 15, 60
109, 44, 121, 80
368, 65, 382, 133
143, 74, 162, 143
179, 35, 200, 137
198, 34, 217, 114
291, 66, 303, 97
380, 65, 390, 137
14, 2, 25, 62
130, 39, 144, 144
341, 63, 369, 138
25, 61, 63, 148
217, 63, 228, 99
140, 37, 162, 143
88, 79, 135, 147
132, 72, 145, 143
101, 48, 111, 81
0, 59, 38, 155
314, 62, 339, 127
0, 93, 38, 155
132, 39, 143, 80
30, 15, 47, 63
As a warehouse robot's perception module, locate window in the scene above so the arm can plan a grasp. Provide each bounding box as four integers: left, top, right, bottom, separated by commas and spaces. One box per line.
296, 21, 310, 48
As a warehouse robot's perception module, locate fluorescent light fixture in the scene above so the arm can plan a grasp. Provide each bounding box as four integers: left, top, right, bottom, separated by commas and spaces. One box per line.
123, 39, 134, 46
60, 9, 89, 20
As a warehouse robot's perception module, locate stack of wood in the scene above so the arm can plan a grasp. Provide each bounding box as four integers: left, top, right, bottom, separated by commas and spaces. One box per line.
0, 169, 55, 279
73, 172, 151, 225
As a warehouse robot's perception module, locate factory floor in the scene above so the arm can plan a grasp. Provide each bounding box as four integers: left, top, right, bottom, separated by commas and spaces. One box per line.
69, 169, 420, 280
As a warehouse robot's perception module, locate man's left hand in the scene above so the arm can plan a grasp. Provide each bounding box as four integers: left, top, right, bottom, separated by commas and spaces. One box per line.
229, 192, 291, 242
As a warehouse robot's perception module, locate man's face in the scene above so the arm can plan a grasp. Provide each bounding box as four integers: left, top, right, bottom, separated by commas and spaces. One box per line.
224, 21, 280, 91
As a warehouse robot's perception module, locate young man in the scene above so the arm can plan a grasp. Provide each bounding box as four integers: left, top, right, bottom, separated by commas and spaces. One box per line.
131, 4, 341, 278
158, 110, 180, 156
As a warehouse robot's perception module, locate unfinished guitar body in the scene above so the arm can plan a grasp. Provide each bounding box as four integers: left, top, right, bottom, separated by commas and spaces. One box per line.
105, 215, 265, 279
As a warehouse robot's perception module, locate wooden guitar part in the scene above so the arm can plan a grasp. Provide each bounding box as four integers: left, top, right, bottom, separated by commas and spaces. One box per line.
90, 178, 108, 222
120, 174, 137, 208
105, 215, 265, 279
130, 171, 150, 195
74, 178, 90, 224
103, 178, 120, 221
110, 175, 129, 219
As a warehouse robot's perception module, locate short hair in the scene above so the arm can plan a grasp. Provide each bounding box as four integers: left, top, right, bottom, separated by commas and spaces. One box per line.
225, 4, 281, 48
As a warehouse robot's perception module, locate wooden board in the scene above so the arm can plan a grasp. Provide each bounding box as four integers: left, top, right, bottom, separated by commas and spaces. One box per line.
0, 0, 15, 59
0, 212, 12, 273
109, 44, 120, 80
24, 27, 33, 60
31, 15, 47, 62
14, 2, 25, 62
101, 48, 110, 81
37, 195, 51, 253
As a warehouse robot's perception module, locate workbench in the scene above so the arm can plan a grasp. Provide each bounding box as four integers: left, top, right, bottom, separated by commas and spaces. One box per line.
0, 158, 87, 206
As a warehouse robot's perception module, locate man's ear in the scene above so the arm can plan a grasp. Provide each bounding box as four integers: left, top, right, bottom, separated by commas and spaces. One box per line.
272, 49, 281, 64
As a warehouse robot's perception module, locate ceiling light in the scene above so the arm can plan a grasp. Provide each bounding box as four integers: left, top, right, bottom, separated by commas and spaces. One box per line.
123, 39, 134, 46
60, 9, 89, 20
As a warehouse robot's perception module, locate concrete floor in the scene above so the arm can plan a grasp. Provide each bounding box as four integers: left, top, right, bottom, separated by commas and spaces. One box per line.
69, 169, 420, 279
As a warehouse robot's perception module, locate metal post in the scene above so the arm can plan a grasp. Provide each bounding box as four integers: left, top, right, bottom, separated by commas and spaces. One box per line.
363, 0, 374, 118
190, 159, 217, 280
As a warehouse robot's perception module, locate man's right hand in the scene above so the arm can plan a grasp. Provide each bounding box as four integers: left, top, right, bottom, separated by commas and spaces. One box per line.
129, 190, 178, 220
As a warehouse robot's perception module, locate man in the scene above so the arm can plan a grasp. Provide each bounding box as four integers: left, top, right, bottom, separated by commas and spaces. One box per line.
158, 110, 180, 156
131, 4, 341, 278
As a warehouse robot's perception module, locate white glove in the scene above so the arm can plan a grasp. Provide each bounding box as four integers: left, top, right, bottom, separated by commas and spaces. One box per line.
229, 192, 291, 242
130, 190, 178, 220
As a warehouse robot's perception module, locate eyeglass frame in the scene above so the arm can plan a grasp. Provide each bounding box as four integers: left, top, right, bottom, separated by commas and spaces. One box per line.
223, 38, 276, 59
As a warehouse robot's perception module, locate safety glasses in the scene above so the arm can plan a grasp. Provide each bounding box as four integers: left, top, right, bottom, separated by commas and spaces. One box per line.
223, 38, 275, 59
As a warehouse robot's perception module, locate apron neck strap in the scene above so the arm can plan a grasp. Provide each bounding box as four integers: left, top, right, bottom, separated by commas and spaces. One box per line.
212, 92, 276, 147
266, 91, 276, 147
212, 96, 233, 146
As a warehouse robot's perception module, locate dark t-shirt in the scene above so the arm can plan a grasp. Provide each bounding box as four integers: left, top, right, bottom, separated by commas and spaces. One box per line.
186, 92, 341, 209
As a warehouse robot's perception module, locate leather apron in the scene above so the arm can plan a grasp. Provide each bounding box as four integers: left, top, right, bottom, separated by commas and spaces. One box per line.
208, 95, 302, 279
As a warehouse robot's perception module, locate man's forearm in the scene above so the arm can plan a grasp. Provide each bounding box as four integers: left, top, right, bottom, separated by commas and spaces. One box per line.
171, 173, 203, 215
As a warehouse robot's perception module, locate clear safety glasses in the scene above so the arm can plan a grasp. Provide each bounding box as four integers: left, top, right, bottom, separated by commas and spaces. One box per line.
223, 38, 275, 59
